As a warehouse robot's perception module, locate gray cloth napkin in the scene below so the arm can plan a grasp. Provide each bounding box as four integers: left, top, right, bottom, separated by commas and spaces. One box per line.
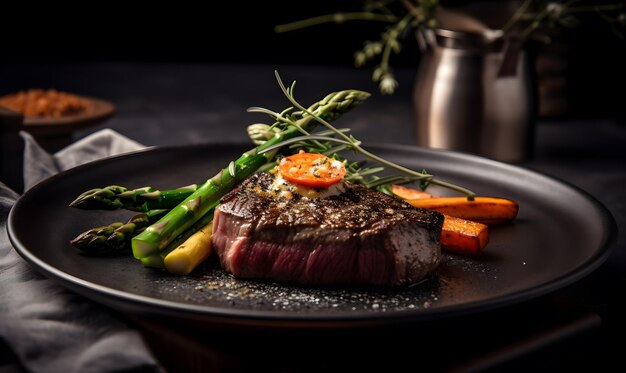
0, 129, 162, 372
22, 129, 146, 190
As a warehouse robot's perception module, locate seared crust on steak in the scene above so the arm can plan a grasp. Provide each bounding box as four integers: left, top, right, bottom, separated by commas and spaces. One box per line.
211, 172, 444, 287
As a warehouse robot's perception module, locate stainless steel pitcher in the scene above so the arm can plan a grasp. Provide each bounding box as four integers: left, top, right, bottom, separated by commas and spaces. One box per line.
414, 28, 534, 162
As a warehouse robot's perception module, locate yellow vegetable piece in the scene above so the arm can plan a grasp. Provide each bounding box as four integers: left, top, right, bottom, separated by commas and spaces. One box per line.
164, 222, 213, 275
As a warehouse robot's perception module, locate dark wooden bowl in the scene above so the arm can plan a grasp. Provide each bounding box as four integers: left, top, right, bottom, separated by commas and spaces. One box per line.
21, 96, 116, 136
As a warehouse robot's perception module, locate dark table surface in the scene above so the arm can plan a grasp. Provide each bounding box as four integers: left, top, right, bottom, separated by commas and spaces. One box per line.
1, 62, 625, 371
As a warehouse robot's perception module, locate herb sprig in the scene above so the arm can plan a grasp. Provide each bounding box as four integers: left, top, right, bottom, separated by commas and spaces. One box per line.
249, 71, 475, 200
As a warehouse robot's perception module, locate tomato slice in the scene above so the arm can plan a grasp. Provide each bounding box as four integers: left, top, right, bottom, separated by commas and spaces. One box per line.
278, 152, 346, 188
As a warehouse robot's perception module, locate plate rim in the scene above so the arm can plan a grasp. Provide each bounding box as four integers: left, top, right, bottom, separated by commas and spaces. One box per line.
7, 142, 618, 325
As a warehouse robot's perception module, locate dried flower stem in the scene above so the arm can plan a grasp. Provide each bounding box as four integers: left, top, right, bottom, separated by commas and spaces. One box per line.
275, 0, 624, 94
275, 12, 397, 33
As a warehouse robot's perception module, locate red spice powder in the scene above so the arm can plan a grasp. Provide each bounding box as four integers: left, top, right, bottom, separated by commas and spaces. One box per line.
0, 89, 92, 118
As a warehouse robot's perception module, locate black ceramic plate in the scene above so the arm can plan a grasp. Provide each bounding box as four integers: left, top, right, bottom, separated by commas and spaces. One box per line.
8, 144, 616, 327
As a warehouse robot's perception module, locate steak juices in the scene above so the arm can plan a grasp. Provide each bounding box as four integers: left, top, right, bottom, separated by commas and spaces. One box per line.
211, 153, 444, 287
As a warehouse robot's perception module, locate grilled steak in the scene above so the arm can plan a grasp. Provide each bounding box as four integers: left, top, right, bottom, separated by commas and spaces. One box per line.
211, 172, 444, 287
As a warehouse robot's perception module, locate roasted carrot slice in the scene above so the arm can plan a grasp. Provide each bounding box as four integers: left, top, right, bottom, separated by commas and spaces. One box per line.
405, 196, 518, 224
392, 185, 518, 224
441, 216, 489, 256
391, 184, 435, 200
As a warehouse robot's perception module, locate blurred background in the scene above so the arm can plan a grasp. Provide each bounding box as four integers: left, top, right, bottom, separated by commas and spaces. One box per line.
1, 1, 624, 120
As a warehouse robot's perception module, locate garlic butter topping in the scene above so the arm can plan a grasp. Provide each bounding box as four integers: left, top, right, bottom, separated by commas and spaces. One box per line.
267, 173, 346, 199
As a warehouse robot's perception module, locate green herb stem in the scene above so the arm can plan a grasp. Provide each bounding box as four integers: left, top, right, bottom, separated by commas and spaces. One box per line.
275, 12, 398, 33
502, 0, 533, 33
566, 4, 624, 13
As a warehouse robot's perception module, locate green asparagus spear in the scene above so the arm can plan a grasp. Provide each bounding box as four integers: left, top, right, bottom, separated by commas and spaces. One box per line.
71, 209, 168, 255
140, 208, 217, 268
160, 207, 216, 259
69, 184, 200, 212
132, 88, 370, 259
